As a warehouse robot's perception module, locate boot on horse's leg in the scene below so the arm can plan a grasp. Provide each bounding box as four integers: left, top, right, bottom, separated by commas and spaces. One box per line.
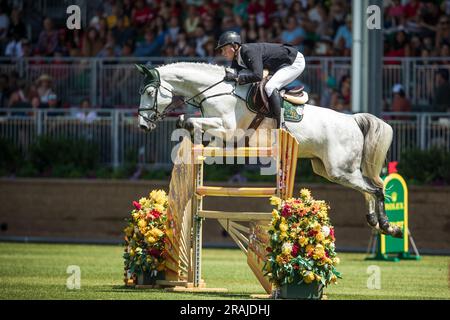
269, 89, 282, 129
375, 189, 403, 238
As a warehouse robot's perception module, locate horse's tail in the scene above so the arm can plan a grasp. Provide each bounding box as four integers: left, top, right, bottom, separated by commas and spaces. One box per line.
353, 113, 393, 189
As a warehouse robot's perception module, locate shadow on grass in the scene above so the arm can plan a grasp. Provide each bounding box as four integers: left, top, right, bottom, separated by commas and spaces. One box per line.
106, 285, 259, 299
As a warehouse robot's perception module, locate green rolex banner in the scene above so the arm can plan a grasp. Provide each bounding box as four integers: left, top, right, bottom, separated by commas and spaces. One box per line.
367, 172, 420, 262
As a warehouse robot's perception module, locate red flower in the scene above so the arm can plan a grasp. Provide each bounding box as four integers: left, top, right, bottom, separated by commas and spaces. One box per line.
325, 251, 330, 258
148, 249, 161, 257
133, 201, 142, 210
266, 247, 272, 253
292, 243, 300, 257
330, 228, 335, 240
293, 264, 299, 270
151, 210, 161, 219
281, 205, 292, 218
308, 230, 317, 237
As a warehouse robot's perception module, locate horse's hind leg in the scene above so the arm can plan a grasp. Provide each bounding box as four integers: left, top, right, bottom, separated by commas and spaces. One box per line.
311, 159, 380, 230
374, 188, 403, 238
312, 158, 382, 231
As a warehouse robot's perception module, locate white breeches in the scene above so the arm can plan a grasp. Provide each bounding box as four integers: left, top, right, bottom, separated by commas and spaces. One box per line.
265, 52, 306, 97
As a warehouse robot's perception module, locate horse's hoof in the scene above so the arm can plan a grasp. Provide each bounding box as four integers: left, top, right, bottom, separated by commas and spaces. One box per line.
366, 213, 378, 227
390, 226, 403, 238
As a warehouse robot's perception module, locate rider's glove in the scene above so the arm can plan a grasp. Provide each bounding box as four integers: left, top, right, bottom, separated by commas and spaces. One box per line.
224, 69, 238, 82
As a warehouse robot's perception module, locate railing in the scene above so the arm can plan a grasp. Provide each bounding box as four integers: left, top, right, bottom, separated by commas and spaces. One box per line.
1, 109, 449, 168
1, 57, 450, 109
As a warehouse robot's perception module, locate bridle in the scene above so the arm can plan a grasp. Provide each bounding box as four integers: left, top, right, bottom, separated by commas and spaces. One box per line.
137, 67, 246, 126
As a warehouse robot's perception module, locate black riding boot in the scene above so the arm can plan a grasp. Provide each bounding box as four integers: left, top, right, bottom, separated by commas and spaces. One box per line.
269, 89, 282, 129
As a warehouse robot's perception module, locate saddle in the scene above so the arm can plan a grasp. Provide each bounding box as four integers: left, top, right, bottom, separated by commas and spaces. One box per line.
246, 72, 309, 130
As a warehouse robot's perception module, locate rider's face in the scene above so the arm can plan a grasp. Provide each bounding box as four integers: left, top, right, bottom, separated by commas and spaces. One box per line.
220, 44, 236, 61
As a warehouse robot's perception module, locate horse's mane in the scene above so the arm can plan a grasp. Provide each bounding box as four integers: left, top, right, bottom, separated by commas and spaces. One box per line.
157, 62, 225, 76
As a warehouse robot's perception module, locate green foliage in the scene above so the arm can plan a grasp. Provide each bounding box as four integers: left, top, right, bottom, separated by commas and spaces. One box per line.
397, 148, 450, 184
28, 135, 100, 177
0, 137, 22, 175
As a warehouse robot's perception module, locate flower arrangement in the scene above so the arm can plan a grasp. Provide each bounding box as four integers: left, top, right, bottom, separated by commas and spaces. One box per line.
123, 189, 168, 285
264, 189, 341, 289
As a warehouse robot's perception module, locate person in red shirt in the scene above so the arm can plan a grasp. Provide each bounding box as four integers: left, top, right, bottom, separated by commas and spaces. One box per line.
404, 0, 421, 19
132, 0, 153, 27
391, 84, 411, 113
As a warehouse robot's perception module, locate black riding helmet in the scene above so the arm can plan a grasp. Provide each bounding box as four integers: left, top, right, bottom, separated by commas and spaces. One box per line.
215, 31, 242, 50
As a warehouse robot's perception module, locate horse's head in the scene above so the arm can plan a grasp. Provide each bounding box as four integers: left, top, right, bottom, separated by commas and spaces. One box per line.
135, 64, 173, 131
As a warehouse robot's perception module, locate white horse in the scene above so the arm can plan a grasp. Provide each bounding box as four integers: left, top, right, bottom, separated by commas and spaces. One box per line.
136, 62, 402, 238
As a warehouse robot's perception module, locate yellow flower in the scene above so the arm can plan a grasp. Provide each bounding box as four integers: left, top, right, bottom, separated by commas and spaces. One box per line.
303, 272, 315, 284
331, 275, 338, 284
315, 274, 322, 282
270, 196, 282, 208
315, 232, 325, 242
150, 189, 167, 205
271, 209, 280, 220
280, 231, 288, 240
289, 231, 297, 239
312, 222, 321, 232
132, 212, 140, 221
149, 228, 164, 238
146, 235, 157, 244
332, 257, 340, 265
138, 219, 147, 229
276, 255, 284, 265
300, 188, 311, 200
139, 197, 151, 208
124, 226, 134, 237
282, 242, 293, 255
306, 244, 315, 254
299, 236, 308, 247
154, 204, 165, 213
129, 249, 135, 257
279, 221, 288, 232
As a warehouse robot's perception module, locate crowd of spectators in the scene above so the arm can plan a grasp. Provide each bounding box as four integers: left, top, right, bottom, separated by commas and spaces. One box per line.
0, 0, 449, 113
0, 0, 449, 59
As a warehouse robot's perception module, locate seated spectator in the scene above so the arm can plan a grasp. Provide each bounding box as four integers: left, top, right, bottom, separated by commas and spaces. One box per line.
339, 75, 351, 108
281, 16, 305, 51
432, 69, 450, 113
35, 74, 57, 107
134, 29, 163, 57
320, 76, 337, 107
36, 18, 58, 56
132, 0, 153, 27
4, 32, 25, 57
0, 5, 9, 45
113, 16, 135, 47
334, 14, 352, 55
8, 79, 30, 108
107, 4, 130, 30
391, 84, 411, 112
82, 27, 104, 57
74, 99, 98, 123
7, 8, 26, 40
436, 16, 450, 47
184, 5, 200, 36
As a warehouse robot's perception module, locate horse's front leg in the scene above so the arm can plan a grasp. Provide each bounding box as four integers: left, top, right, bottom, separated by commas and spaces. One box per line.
184, 117, 230, 147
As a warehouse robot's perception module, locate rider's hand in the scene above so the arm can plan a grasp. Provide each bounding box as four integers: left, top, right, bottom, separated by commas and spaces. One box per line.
224, 70, 238, 82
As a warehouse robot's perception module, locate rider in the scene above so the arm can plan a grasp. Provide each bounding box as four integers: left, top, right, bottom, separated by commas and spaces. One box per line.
216, 31, 306, 128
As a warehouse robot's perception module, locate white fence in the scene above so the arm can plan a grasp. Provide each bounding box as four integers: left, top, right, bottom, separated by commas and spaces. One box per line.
0, 109, 449, 168
1, 57, 450, 109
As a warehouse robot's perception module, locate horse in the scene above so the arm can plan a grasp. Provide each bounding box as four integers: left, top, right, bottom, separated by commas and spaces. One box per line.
135, 62, 402, 238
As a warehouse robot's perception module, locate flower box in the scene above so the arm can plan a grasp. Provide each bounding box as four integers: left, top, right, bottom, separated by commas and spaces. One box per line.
136, 271, 165, 286
264, 189, 341, 299
279, 276, 324, 300
123, 190, 168, 287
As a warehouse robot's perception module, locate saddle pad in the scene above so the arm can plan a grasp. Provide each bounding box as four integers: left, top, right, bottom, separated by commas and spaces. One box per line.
283, 100, 304, 122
